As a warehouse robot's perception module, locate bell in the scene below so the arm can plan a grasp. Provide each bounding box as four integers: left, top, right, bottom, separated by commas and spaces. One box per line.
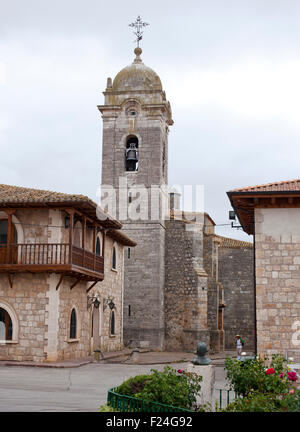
126, 143, 138, 171
127, 149, 138, 162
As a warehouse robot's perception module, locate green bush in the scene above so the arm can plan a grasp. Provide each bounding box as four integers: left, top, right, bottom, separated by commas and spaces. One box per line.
114, 374, 152, 397
115, 366, 202, 410
134, 366, 202, 410
224, 390, 300, 412
99, 403, 120, 412
225, 354, 290, 397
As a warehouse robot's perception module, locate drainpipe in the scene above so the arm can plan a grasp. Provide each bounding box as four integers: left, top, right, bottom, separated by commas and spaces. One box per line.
253, 225, 257, 356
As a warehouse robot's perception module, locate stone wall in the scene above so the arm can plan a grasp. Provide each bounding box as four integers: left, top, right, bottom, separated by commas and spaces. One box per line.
255, 208, 300, 356
218, 241, 255, 351
123, 224, 165, 349
0, 273, 48, 362
164, 218, 211, 351
203, 234, 221, 352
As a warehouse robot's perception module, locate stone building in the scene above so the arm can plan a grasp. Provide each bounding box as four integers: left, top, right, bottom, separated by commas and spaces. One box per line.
228, 178, 300, 357
0, 184, 135, 362
98, 46, 255, 352
164, 209, 254, 352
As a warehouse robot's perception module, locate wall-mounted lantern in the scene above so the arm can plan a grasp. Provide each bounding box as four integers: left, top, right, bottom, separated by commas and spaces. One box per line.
87, 296, 101, 310
103, 298, 115, 311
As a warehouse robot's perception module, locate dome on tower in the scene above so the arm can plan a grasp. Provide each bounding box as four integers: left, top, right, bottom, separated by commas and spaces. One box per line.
112, 48, 162, 92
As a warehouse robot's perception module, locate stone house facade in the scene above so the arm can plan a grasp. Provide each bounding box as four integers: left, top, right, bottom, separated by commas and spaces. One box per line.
0, 184, 135, 362
228, 178, 300, 356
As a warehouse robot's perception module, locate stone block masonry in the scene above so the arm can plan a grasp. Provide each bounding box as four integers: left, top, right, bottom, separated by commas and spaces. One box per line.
218, 244, 255, 351
123, 223, 165, 349
255, 208, 300, 356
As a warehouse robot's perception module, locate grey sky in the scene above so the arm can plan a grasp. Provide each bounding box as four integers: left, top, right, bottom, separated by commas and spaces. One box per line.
1, 0, 300, 241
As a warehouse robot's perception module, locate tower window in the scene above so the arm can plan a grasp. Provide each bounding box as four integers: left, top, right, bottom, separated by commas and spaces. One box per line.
128, 247, 131, 259
125, 136, 139, 172
128, 305, 131, 317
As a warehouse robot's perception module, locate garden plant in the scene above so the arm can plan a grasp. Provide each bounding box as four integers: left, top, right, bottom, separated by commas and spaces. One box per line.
224, 354, 300, 412
111, 366, 203, 411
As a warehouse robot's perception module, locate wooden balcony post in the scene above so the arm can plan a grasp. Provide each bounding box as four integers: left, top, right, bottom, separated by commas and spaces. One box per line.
82, 216, 86, 268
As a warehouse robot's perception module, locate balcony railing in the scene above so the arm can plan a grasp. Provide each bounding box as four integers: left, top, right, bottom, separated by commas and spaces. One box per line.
0, 243, 104, 279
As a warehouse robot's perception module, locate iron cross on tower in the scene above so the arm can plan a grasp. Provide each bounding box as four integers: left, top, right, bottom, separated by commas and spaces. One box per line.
129, 16, 149, 47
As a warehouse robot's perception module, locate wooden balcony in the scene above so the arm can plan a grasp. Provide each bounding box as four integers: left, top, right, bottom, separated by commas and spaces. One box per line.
0, 243, 104, 283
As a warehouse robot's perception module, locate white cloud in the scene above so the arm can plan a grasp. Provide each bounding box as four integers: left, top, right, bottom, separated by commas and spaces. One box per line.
0, 62, 7, 85
164, 59, 300, 126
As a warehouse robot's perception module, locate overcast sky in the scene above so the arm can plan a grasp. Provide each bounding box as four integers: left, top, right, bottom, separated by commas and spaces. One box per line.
1, 0, 300, 241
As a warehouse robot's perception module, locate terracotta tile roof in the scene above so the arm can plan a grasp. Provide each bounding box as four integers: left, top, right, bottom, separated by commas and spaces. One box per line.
230, 178, 300, 193
0, 184, 122, 229
214, 234, 253, 249
0, 184, 95, 204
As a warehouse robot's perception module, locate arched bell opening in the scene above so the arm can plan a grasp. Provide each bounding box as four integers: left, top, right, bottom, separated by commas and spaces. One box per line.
125, 135, 139, 172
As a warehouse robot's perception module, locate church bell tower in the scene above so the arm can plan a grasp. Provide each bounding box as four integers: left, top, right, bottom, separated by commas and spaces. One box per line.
98, 25, 173, 348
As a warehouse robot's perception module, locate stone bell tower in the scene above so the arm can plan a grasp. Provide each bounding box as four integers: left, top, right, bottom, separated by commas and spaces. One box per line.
98, 46, 173, 349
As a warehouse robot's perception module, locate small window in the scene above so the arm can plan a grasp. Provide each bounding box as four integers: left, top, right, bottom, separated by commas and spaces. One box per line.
128, 305, 131, 317
128, 248, 131, 259
112, 246, 117, 270
0, 308, 12, 340
70, 308, 77, 339
110, 311, 115, 335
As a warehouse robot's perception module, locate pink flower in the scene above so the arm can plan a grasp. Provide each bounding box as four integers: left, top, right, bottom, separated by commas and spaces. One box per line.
288, 371, 298, 382
265, 368, 275, 375
177, 369, 183, 374
289, 389, 295, 395
279, 373, 284, 379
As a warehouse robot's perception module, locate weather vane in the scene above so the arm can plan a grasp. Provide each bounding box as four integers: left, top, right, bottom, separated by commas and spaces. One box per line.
129, 16, 149, 47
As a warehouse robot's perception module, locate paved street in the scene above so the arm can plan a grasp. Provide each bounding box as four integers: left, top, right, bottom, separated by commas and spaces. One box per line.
0, 362, 227, 412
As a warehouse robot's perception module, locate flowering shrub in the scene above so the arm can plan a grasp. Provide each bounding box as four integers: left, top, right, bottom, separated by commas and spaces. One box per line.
225, 390, 300, 412
115, 366, 202, 410
224, 354, 300, 412
225, 354, 292, 397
